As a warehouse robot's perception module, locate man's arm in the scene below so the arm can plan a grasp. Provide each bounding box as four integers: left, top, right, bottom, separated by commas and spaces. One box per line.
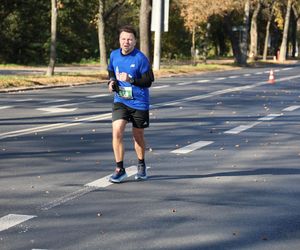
131, 69, 154, 88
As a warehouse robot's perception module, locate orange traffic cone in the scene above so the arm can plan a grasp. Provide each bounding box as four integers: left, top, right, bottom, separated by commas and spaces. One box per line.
268, 69, 275, 84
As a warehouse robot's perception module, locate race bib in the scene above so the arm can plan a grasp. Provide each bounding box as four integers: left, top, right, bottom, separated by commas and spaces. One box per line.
118, 86, 133, 99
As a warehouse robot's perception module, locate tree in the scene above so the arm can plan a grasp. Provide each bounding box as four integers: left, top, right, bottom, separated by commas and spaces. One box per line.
240, 0, 251, 66
46, 0, 58, 76
139, 0, 152, 60
262, 0, 276, 60
249, 0, 262, 62
279, 0, 293, 62
98, 0, 107, 69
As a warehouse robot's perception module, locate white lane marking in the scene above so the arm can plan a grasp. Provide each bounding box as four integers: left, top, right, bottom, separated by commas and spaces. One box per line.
229, 76, 238, 79
0, 113, 112, 140
255, 72, 263, 75
244, 74, 251, 76
155, 74, 300, 108
42, 99, 69, 104
153, 85, 170, 89
0, 106, 13, 110
37, 107, 78, 113
14, 98, 33, 102
215, 77, 226, 80
3, 74, 300, 140
0, 214, 36, 232
258, 113, 283, 121
282, 68, 292, 71
197, 79, 210, 83
177, 81, 195, 86
85, 166, 137, 188
283, 105, 300, 112
274, 69, 280, 72
87, 94, 110, 98
224, 122, 261, 135
39, 166, 139, 211
171, 141, 213, 154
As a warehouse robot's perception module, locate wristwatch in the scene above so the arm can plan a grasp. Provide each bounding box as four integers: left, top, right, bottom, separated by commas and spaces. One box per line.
129, 77, 134, 84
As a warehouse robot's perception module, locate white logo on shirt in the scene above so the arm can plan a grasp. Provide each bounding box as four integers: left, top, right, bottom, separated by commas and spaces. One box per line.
130, 64, 135, 68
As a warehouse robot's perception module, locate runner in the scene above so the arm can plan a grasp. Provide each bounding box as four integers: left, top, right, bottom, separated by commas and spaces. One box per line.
107, 25, 154, 183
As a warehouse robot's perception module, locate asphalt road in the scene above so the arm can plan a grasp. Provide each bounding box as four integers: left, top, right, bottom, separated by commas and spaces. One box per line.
1, 64, 300, 250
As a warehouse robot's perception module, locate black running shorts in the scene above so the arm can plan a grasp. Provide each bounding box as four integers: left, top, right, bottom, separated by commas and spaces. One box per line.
112, 102, 149, 128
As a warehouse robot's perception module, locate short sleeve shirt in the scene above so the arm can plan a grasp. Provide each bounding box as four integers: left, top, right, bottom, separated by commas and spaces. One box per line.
108, 48, 151, 110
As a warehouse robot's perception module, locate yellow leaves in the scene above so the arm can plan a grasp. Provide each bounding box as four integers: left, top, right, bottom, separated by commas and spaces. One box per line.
177, 0, 238, 32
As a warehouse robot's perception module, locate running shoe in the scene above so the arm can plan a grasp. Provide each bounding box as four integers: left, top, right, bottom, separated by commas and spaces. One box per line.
135, 164, 148, 180
109, 167, 127, 183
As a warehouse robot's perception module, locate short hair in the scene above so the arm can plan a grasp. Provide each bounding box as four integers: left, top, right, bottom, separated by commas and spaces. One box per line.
118, 25, 137, 39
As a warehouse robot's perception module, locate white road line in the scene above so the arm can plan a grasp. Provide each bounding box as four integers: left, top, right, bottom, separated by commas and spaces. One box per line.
37, 107, 78, 113
0, 106, 13, 110
87, 94, 110, 98
283, 105, 300, 112
171, 141, 213, 154
42, 99, 69, 104
0, 214, 36, 232
85, 166, 138, 188
215, 77, 226, 80
224, 122, 261, 135
197, 79, 210, 83
177, 81, 195, 86
229, 76, 238, 79
0, 112, 112, 140
282, 68, 292, 71
39, 166, 139, 211
258, 113, 282, 121
255, 72, 263, 75
153, 85, 170, 89
14, 98, 33, 102
244, 74, 251, 76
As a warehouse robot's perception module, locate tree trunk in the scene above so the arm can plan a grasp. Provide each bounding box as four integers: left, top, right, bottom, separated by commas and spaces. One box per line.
279, 0, 292, 62
98, 0, 107, 69
46, 0, 58, 76
292, 4, 300, 58
139, 0, 152, 61
263, 5, 274, 61
191, 26, 196, 65
240, 0, 250, 66
223, 14, 242, 64
249, 0, 261, 62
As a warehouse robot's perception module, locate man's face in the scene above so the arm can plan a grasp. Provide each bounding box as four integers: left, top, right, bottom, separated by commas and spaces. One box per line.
119, 31, 136, 55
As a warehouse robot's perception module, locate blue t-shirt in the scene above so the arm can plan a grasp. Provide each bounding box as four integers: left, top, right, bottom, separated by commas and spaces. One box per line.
108, 48, 151, 110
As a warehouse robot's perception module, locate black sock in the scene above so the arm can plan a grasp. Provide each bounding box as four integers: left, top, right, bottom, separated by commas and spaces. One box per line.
138, 159, 145, 165
116, 161, 124, 169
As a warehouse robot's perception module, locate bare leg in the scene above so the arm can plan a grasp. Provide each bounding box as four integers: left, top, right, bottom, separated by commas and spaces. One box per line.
112, 119, 127, 163
132, 127, 145, 160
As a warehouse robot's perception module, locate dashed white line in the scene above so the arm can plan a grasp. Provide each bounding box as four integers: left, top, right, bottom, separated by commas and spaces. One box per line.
85, 166, 138, 188
215, 77, 226, 80
153, 85, 170, 89
283, 105, 300, 112
87, 94, 110, 98
224, 122, 261, 135
197, 79, 210, 83
0, 214, 37, 232
0, 106, 13, 110
37, 107, 78, 113
258, 113, 283, 121
171, 141, 213, 154
42, 99, 69, 104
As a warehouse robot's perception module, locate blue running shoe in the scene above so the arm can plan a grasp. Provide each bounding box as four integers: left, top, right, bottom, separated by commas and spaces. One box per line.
135, 164, 148, 180
109, 168, 127, 183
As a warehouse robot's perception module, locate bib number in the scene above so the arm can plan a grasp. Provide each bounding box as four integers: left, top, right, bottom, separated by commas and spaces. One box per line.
118, 86, 133, 99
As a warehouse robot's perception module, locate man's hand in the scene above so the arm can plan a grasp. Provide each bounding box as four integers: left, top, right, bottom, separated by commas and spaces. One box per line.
108, 80, 119, 93
118, 72, 134, 83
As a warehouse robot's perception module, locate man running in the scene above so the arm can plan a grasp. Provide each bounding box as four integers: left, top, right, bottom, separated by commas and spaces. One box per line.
107, 25, 154, 183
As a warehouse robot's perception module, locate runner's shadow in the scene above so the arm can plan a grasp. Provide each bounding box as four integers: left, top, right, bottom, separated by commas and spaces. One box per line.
148, 168, 300, 181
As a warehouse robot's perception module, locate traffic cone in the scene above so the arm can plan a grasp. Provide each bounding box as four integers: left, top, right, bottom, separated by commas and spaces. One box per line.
268, 69, 275, 84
